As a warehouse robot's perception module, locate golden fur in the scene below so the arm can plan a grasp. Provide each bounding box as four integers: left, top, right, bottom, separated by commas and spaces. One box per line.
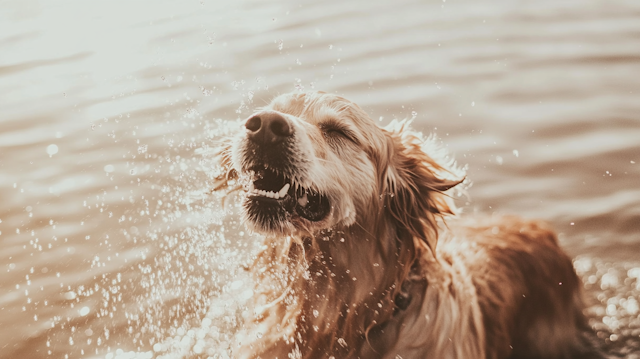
213, 92, 599, 359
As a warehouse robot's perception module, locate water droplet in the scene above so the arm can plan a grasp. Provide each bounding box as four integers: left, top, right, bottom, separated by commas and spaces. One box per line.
46, 144, 58, 157
230, 280, 243, 290
512, 150, 519, 157
625, 298, 639, 315
610, 334, 619, 342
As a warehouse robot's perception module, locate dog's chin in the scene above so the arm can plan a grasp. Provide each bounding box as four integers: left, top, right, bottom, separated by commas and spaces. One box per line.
241, 168, 331, 235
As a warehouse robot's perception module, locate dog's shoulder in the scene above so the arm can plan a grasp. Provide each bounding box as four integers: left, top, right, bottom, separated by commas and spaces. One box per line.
443, 215, 560, 251
440, 214, 575, 289
439, 215, 586, 359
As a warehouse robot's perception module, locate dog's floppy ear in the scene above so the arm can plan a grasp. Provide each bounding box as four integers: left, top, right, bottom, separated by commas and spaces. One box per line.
380, 121, 464, 251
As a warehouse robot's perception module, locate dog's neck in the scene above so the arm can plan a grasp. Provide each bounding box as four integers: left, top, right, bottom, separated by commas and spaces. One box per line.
243, 215, 422, 358
302, 224, 416, 356
241, 217, 486, 359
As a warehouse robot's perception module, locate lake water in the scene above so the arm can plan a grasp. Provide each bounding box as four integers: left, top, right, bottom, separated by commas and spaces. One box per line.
1, 0, 639, 357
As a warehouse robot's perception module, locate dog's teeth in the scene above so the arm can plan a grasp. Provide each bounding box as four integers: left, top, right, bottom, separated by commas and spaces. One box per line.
249, 183, 290, 198
279, 183, 290, 198
298, 192, 308, 207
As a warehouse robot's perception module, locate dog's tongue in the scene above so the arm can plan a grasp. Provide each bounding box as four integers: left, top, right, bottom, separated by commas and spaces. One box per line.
279, 186, 330, 222
294, 191, 329, 221
297, 193, 308, 207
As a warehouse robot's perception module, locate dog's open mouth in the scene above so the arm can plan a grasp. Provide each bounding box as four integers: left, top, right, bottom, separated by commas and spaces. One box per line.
244, 167, 330, 226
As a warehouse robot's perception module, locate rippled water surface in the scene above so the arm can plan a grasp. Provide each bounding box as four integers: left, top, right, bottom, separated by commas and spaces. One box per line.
1, 0, 639, 357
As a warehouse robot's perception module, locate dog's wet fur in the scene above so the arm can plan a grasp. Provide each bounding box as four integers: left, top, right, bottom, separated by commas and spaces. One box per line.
213, 91, 602, 359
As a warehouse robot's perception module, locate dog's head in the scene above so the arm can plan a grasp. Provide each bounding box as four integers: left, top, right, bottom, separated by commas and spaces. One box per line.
215, 92, 463, 248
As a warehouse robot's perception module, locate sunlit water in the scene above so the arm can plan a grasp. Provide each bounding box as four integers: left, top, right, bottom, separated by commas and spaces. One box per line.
1, 0, 639, 358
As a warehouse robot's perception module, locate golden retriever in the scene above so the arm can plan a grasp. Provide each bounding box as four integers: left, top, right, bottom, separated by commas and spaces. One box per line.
213, 91, 600, 359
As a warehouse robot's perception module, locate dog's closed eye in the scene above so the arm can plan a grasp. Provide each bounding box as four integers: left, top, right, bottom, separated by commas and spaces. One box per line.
319, 121, 358, 145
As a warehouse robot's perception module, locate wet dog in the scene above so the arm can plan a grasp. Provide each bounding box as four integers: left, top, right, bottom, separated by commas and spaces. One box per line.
213, 91, 600, 358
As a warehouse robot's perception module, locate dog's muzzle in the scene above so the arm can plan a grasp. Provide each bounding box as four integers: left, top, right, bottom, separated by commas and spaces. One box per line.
239, 111, 330, 231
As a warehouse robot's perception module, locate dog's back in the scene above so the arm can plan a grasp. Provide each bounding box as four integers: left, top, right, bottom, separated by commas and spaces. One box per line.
442, 216, 601, 359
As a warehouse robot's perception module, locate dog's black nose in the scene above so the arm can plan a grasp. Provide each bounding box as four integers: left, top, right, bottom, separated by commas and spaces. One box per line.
245, 112, 293, 144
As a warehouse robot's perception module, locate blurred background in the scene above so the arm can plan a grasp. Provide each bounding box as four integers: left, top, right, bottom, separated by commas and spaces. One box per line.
1, 0, 639, 357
